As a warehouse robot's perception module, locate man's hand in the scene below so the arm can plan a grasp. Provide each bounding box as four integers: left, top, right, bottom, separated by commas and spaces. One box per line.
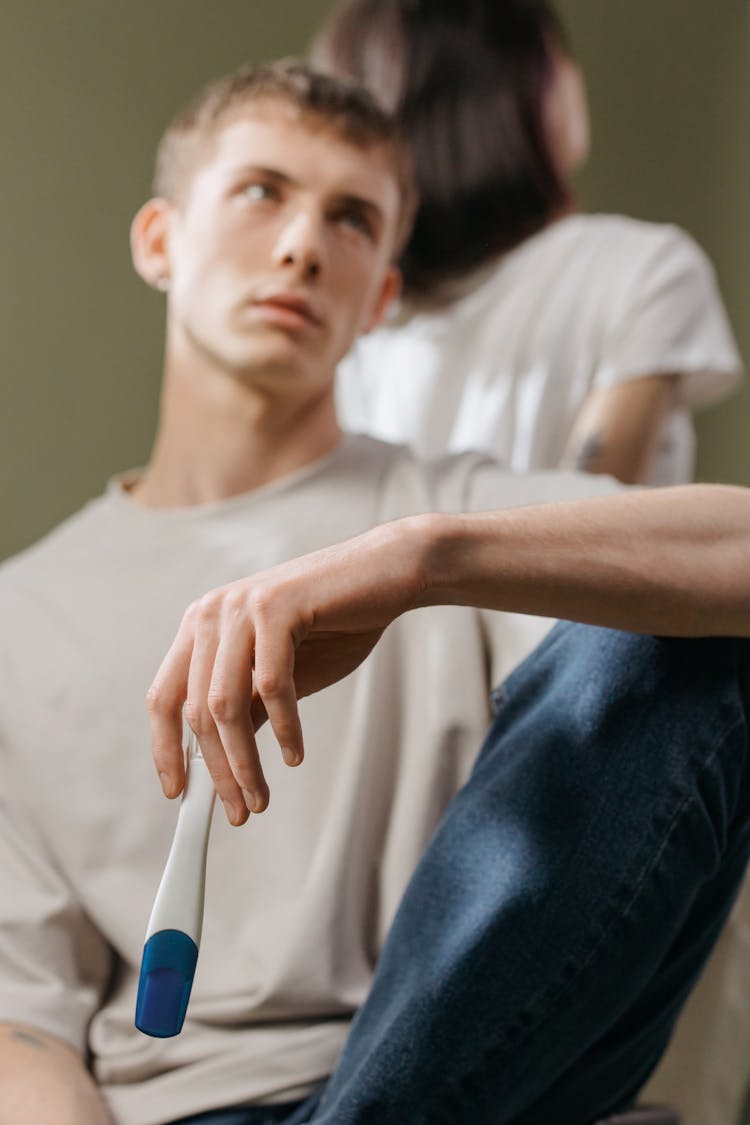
147, 518, 428, 825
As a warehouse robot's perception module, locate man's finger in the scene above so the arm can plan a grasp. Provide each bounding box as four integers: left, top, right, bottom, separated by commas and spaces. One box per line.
185, 602, 250, 827
209, 609, 270, 814
253, 617, 305, 769
147, 623, 194, 798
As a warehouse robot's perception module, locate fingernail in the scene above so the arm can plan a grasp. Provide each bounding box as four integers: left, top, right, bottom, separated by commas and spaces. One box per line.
222, 799, 243, 825
282, 747, 301, 767
242, 788, 258, 812
159, 771, 174, 797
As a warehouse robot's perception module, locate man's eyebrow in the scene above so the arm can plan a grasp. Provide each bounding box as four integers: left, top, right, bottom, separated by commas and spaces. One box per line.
230, 164, 299, 187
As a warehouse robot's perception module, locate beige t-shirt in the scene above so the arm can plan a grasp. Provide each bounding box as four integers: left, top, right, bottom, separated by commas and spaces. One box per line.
0, 435, 617, 1125
337, 214, 742, 485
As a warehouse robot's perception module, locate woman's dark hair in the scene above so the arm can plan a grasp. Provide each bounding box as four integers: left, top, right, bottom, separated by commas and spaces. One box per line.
311, 0, 573, 298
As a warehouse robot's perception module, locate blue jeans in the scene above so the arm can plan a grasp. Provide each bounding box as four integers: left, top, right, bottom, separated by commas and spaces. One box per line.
175, 625, 750, 1125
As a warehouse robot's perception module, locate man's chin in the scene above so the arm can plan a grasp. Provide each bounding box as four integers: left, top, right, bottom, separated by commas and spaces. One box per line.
226, 356, 324, 393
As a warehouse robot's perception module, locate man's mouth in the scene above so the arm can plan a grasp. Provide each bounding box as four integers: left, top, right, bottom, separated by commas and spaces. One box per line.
251, 292, 323, 331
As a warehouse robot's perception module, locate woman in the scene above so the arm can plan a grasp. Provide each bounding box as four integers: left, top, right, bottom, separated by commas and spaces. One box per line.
312, 0, 741, 484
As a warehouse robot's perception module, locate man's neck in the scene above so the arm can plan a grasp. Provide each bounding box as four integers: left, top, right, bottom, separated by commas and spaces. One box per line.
131, 363, 342, 509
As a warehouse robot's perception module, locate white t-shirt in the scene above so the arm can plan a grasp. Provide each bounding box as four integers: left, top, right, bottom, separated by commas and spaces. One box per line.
0, 435, 616, 1125
337, 214, 742, 485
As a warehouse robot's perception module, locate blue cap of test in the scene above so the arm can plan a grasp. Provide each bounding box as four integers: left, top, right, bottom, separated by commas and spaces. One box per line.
135, 929, 198, 1037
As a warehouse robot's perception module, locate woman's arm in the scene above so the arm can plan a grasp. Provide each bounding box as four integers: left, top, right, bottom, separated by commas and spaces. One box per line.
559, 373, 678, 483
147, 483, 750, 825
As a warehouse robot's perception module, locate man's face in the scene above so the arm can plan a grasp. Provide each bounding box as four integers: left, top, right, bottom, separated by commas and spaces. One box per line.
159, 104, 401, 396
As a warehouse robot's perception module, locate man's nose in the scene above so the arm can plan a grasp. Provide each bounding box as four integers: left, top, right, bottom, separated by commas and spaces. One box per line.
271, 210, 322, 282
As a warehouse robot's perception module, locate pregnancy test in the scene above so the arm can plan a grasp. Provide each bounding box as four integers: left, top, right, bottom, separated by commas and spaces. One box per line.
135, 726, 216, 1037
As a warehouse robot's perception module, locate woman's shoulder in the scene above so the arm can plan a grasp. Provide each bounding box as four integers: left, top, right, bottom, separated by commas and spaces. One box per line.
556, 213, 709, 270
432, 213, 706, 313
347, 213, 720, 354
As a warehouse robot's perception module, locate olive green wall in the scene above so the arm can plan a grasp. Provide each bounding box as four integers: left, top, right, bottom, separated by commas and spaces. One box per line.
1, 1, 747, 561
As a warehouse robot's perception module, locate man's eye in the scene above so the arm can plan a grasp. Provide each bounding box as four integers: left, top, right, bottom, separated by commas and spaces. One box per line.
244, 182, 278, 202
334, 209, 374, 238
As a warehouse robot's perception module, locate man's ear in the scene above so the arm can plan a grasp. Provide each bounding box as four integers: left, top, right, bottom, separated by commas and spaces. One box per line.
130, 198, 173, 291
363, 266, 401, 334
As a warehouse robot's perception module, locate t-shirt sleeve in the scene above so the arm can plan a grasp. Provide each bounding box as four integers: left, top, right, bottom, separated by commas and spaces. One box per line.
0, 764, 114, 1053
594, 225, 742, 410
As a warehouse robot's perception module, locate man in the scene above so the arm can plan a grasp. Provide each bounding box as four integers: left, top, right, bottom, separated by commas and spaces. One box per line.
0, 59, 619, 1125
0, 57, 747, 1125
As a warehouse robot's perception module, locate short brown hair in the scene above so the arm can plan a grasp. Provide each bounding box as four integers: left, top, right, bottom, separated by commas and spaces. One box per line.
153, 58, 417, 255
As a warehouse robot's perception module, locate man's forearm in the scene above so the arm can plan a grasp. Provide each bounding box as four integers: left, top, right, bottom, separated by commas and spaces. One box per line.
148, 482, 750, 813
417, 484, 750, 637
0, 1024, 112, 1125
